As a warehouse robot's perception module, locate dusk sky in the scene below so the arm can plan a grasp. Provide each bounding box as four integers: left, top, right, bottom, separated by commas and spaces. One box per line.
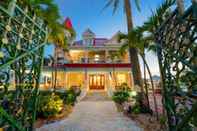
54, 0, 164, 39
45, 0, 191, 77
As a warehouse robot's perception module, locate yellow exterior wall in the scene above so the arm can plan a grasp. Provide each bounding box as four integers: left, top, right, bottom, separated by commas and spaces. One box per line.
115, 72, 133, 88
67, 72, 85, 88
69, 50, 85, 63
56, 71, 66, 88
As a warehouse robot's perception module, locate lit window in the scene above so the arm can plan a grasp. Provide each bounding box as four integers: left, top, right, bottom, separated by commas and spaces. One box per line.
117, 74, 126, 86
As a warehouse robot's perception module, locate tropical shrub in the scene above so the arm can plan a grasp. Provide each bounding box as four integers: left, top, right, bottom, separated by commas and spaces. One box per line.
65, 89, 77, 106
116, 83, 131, 91
132, 93, 152, 114
131, 104, 141, 114
70, 86, 81, 97
54, 91, 67, 103
39, 90, 53, 96
37, 94, 63, 118
112, 91, 130, 104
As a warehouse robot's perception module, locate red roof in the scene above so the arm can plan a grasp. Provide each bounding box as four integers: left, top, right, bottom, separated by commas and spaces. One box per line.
64, 17, 73, 29
72, 38, 108, 46
93, 38, 108, 46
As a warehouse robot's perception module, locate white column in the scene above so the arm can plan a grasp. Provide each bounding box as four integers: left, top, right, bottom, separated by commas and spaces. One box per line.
105, 50, 109, 63
85, 50, 88, 63
104, 73, 107, 91
107, 72, 114, 97
84, 69, 88, 91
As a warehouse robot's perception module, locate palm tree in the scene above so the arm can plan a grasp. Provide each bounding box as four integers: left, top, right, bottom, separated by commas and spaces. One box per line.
104, 0, 143, 89
118, 30, 159, 119
117, 0, 176, 118
136, 0, 176, 127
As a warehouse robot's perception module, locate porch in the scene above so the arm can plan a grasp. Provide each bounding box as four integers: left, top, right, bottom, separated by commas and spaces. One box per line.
40, 69, 133, 91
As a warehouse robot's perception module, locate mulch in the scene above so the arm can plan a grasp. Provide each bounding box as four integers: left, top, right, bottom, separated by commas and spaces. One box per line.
127, 113, 165, 131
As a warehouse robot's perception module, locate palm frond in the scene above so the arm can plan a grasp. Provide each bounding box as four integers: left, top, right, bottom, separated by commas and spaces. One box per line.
103, 0, 120, 14
103, 0, 141, 15
147, 44, 157, 53
119, 42, 129, 56
141, 0, 175, 33
134, 0, 141, 12
103, 0, 115, 10
117, 33, 128, 42
113, 0, 120, 14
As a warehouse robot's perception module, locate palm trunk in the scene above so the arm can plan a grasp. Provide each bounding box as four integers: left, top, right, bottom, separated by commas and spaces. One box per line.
143, 51, 150, 110
140, 53, 159, 120
176, 0, 184, 15
54, 47, 57, 91
54, 67, 57, 90
124, 0, 143, 89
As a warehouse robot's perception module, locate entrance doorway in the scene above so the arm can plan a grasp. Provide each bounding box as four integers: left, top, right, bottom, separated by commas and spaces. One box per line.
89, 74, 105, 90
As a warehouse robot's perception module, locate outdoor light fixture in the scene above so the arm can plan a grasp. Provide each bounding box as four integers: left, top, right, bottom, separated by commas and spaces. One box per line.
94, 54, 99, 61
94, 54, 99, 58
94, 58, 99, 61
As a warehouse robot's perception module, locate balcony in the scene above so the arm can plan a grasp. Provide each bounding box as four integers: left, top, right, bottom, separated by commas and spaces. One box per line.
54, 57, 131, 69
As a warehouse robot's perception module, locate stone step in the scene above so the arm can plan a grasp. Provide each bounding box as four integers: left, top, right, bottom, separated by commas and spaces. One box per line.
82, 91, 111, 101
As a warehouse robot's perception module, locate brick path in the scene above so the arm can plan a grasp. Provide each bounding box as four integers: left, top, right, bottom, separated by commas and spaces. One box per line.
37, 92, 143, 131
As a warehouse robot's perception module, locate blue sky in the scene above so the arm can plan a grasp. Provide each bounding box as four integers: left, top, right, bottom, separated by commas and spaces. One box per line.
44, 0, 191, 77
54, 0, 164, 39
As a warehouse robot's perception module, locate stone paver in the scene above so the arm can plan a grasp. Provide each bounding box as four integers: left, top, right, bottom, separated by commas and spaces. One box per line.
37, 92, 143, 131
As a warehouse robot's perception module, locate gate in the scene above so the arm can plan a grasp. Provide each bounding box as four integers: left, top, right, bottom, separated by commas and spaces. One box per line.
155, 2, 197, 131
0, 0, 48, 130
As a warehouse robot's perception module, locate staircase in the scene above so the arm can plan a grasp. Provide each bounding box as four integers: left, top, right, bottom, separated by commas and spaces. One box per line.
82, 91, 111, 101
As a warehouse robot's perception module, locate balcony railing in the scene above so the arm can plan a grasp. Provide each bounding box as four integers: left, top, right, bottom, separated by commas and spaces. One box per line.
68, 45, 122, 50
56, 57, 128, 64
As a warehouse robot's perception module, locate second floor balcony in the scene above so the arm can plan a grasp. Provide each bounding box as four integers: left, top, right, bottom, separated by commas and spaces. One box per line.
56, 50, 130, 64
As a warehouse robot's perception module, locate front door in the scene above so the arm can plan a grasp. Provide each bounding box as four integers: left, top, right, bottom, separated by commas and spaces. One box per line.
89, 74, 105, 90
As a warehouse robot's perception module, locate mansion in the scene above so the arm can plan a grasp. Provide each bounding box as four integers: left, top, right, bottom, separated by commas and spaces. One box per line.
41, 29, 134, 91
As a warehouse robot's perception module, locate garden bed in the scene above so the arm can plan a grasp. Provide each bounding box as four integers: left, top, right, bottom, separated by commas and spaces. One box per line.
115, 103, 165, 131
127, 113, 164, 131
112, 85, 166, 131
34, 88, 81, 128
34, 105, 73, 128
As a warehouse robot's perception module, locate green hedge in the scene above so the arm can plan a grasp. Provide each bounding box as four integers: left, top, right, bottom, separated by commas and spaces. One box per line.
37, 94, 63, 118
112, 91, 130, 104
37, 88, 81, 118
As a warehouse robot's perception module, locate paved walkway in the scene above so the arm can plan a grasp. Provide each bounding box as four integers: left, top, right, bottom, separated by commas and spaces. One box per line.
37, 92, 143, 131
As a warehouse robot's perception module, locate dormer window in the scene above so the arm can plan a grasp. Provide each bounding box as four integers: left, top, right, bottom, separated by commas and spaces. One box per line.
84, 39, 93, 46
82, 28, 95, 46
